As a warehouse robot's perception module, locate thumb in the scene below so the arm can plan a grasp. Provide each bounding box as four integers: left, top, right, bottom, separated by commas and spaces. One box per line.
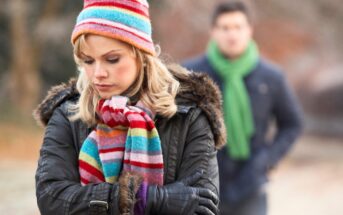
180, 170, 204, 186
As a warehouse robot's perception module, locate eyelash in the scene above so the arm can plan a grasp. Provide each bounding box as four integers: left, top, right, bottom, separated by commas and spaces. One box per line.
83, 59, 94, 65
83, 58, 120, 65
107, 58, 120, 64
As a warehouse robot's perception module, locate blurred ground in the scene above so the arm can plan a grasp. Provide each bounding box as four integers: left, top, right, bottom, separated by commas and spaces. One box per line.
269, 135, 343, 215
0, 123, 342, 215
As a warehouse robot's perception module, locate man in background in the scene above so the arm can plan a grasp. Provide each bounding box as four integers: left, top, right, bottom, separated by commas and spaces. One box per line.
183, 2, 303, 215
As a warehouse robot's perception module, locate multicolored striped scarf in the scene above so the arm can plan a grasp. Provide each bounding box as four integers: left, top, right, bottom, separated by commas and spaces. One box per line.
79, 96, 164, 187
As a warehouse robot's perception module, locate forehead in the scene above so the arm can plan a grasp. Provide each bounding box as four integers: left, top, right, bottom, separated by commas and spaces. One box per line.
80, 34, 131, 54
215, 11, 250, 26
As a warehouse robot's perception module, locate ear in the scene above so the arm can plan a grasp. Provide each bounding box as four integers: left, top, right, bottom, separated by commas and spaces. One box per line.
209, 28, 213, 37
209, 27, 217, 41
250, 26, 254, 36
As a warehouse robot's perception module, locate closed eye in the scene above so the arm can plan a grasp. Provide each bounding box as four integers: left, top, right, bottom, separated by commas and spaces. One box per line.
83, 59, 94, 65
107, 58, 120, 64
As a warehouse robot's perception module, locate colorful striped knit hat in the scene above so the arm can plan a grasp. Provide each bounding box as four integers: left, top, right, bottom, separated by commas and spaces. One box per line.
71, 0, 156, 56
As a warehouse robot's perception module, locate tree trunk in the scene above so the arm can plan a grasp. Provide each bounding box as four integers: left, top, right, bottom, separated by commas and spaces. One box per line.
8, 0, 41, 114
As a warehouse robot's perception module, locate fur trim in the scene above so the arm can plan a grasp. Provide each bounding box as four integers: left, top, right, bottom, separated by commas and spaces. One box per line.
33, 78, 78, 126
118, 171, 143, 215
33, 64, 226, 148
168, 64, 226, 149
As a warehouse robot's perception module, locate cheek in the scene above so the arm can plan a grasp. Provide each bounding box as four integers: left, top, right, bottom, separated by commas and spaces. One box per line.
239, 29, 251, 41
213, 31, 224, 41
239, 33, 251, 47
84, 67, 94, 79
114, 59, 138, 84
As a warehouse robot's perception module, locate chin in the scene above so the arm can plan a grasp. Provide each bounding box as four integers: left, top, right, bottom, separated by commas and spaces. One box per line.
98, 91, 122, 99
226, 48, 245, 58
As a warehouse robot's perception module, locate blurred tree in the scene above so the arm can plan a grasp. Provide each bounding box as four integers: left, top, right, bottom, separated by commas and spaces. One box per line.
7, 0, 63, 114
8, 0, 40, 113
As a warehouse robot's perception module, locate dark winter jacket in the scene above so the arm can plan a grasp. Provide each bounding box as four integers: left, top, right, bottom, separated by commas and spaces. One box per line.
34, 64, 226, 215
183, 55, 303, 203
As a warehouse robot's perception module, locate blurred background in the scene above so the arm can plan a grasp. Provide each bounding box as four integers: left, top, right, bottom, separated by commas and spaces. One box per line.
0, 0, 342, 214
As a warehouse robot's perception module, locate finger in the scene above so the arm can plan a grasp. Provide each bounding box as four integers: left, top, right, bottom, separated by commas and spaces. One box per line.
195, 205, 215, 215
198, 188, 219, 205
181, 170, 204, 186
199, 197, 218, 214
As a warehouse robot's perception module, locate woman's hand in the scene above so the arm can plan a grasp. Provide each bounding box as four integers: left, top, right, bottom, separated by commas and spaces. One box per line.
146, 171, 219, 215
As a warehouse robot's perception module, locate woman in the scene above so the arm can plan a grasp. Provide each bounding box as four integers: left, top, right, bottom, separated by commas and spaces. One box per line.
34, 0, 226, 214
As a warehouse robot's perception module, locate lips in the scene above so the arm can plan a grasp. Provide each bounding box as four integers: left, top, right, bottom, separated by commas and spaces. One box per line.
94, 83, 117, 91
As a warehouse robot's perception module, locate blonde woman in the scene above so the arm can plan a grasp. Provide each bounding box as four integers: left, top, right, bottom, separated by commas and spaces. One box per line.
34, 0, 225, 214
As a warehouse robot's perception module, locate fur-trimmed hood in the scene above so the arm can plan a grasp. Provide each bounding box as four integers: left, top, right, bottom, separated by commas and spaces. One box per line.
34, 64, 226, 148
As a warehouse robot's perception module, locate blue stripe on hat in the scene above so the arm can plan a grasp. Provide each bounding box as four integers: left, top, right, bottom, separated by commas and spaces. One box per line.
76, 7, 152, 35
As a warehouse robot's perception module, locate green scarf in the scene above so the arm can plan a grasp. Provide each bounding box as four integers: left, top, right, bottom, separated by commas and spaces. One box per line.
207, 40, 259, 160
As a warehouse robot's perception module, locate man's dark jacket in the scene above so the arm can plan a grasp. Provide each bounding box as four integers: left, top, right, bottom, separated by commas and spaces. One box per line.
183, 55, 302, 203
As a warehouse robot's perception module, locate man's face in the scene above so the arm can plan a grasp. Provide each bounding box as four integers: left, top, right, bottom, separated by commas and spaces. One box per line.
211, 12, 252, 59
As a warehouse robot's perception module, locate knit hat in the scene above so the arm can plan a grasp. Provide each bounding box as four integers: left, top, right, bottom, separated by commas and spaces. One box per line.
71, 0, 156, 56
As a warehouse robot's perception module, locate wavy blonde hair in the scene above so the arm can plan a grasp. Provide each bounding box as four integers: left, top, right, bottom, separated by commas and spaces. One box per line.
71, 34, 185, 125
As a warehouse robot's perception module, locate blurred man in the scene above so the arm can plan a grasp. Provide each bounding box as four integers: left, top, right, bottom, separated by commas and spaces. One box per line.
183, 2, 302, 215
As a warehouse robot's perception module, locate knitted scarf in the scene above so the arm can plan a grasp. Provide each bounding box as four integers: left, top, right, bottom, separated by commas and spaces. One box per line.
207, 40, 258, 160
79, 96, 164, 213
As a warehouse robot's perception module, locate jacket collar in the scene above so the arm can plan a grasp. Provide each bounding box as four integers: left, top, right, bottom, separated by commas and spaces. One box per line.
34, 64, 226, 148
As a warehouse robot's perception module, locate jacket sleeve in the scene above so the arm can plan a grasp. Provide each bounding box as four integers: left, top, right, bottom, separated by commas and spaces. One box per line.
269, 73, 303, 167
176, 110, 219, 196
35, 106, 120, 215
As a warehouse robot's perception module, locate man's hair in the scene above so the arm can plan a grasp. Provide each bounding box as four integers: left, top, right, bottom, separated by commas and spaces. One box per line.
211, 1, 251, 26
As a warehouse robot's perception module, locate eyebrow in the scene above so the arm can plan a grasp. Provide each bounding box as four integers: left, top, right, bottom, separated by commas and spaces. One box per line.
80, 49, 122, 58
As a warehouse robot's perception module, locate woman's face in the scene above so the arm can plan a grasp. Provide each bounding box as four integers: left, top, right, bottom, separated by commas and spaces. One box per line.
79, 34, 139, 99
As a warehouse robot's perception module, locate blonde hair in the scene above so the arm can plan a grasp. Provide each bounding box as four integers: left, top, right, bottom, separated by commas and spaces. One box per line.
70, 34, 184, 125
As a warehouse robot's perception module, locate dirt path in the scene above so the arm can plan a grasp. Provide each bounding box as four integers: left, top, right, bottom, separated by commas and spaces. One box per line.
0, 124, 41, 215
0, 161, 38, 215
0, 124, 342, 214
269, 135, 343, 215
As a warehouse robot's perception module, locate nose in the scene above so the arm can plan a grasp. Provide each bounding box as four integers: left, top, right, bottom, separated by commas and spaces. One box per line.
94, 63, 108, 79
